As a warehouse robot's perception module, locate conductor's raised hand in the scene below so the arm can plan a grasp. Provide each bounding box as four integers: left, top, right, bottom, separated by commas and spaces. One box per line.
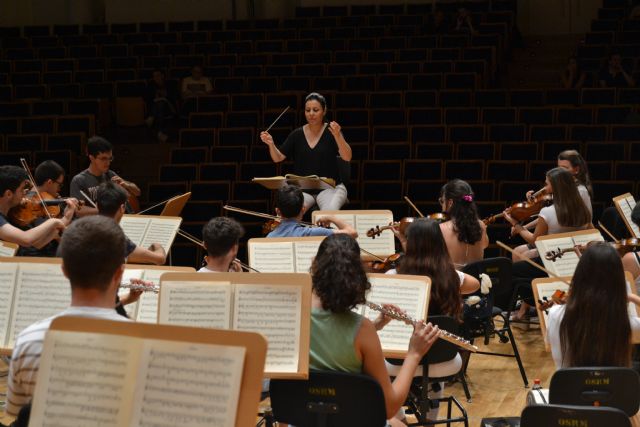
408, 321, 439, 358
260, 131, 274, 146
328, 121, 341, 137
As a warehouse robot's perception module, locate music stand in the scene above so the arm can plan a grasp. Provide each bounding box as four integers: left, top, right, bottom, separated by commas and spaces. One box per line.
160, 192, 191, 216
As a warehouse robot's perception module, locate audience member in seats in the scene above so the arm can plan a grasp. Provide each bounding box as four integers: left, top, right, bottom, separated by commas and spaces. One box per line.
310, 233, 439, 426
387, 218, 478, 422
622, 204, 640, 287
428, 8, 451, 34
8, 161, 79, 257
267, 185, 357, 238
453, 7, 477, 34
260, 92, 352, 211
0, 165, 75, 251
560, 56, 587, 89
438, 180, 488, 267
70, 136, 141, 217
97, 182, 166, 266
508, 168, 592, 321
145, 69, 176, 143
199, 217, 245, 273
547, 243, 640, 369
599, 53, 636, 88
180, 65, 212, 115
5, 216, 151, 418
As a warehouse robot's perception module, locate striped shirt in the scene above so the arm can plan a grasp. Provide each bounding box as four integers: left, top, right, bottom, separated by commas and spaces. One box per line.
6, 306, 130, 417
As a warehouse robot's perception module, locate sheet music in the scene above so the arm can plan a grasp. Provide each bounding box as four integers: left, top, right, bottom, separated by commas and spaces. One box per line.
249, 241, 295, 272
363, 277, 429, 352
140, 218, 180, 250
0, 263, 17, 347
8, 264, 70, 347
131, 339, 245, 427
0, 241, 17, 257
29, 331, 139, 427
159, 282, 232, 329
133, 269, 165, 324
355, 214, 396, 257
536, 232, 604, 277
119, 216, 150, 247
627, 281, 638, 318
534, 281, 570, 340
119, 269, 146, 319
294, 241, 322, 273
233, 284, 301, 373
619, 196, 640, 238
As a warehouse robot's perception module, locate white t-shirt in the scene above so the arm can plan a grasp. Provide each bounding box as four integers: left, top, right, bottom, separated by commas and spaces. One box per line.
577, 184, 592, 215
386, 268, 465, 285
538, 205, 588, 235
197, 266, 221, 273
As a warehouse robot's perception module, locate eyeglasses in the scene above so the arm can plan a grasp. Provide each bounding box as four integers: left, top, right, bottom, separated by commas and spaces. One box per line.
96, 156, 114, 162
54, 179, 64, 186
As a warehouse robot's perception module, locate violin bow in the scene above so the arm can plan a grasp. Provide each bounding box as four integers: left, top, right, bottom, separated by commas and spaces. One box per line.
404, 196, 425, 218
136, 193, 182, 215
496, 241, 571, 286
19, 158, 52, 220
79, 190, 98, 209
597, 221, 619, 243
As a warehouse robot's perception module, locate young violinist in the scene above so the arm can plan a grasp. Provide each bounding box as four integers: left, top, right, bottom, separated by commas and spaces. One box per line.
556, 149, 593, 213
260, 92, 352, 211
96, 182, 166, 265
0, 165, 76, 251
70, 136, 141, 217
199, 217, 245, 273
508, 167, 592, 321
437, 180, 488, 267
267, 185, 357, 238
622, 203, 640, 285
310, 233, 439, 426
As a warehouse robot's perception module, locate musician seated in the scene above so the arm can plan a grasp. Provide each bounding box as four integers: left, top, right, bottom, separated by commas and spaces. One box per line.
97, 182, 166, 265
310, 234, 439, 426
622, 203, 640, 287
5, 216, 149, 418
70, 136, 141, 217
267, 185, 357, 238
0, 165, 75, 251
199, 217, 245, 273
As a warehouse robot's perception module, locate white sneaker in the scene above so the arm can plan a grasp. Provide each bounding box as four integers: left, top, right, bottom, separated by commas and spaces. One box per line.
157, 131, 168, 142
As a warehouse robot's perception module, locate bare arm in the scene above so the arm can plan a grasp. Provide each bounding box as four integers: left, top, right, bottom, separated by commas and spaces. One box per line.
505, 211, 548, 245
127, 243, 166, 265
316, 215, 358, 238
328, 121, 352, 161
0, 219, 65, 248
460, 273, 480, 295
112, 175, 141, 197
259, 131, 287, 163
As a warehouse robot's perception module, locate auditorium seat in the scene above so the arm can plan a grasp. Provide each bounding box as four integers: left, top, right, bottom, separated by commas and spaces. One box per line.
239, 162, 279, 180
191, 181, 231, 201
541, 141, 583, 160
199, 163, 238, 181
362, 160, 402, 181
596, 106, 631, 124
6, 134, 44, 152
438, 90, 472, 108
569, 125, 608, 141
475, 90, 508, 107
373, 142, 411, 160
556, 107, 593, 125
405, 180, 446, 202
449, 124, 485, 142
171, 147, 208, 164
509, 90, 545, 107
46, 133, 84, 153
482, 107, 517, 124
445, 160, 485, 180
585, 141, 625, 161
593, 180, 634, 203
218, 127, 254, 146
488, 124, 526, 142
179, 128, 216, 147
529, 160, 556, 179
414, 142, 454, 160
545, 89, 579, 105
159, 164, 198, 182
232, 181, 271, 200
487, 160, 528, 181
446, 108, 480, 126
148, 182, 189, 203
519, 107, 554, 125
407, 108, 442, 125
458, 142, 495, 160
362, 180, 403, 202
499, 181, 539, 201
588, 161, 613, 180
412, 126, 447, 144
403, 159, 443, 180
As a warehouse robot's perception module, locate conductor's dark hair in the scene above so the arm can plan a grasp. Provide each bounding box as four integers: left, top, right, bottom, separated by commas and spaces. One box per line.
202, 217, 245, 257
0, 166, 28, 195
276, 185, 304, 218
87, 136, 113, 157
97, 181, 128, 217
59, 216, 126, 292
311, 234, 370, 313
305, 92, 327, 110
34, 160, 64, 186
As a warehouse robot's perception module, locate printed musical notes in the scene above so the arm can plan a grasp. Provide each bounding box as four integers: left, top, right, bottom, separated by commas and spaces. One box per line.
119, 215, 182, 252
535, 229, 604, 277
159, 282, 232, 329
248, 237, 324, 273
0, 241, 18, 257
613, 193, 640, 238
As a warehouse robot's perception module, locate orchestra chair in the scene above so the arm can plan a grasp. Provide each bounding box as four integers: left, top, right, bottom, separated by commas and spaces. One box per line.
548, 367, 640, 416
269, 370, 388, 427
520, 404, 630, 427
461, 258, 528, 388
388, 315, 469, 427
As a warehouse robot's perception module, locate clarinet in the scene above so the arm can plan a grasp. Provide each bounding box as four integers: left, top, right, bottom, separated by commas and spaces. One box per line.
366, 302, 478, 352
120, 282, 160, 294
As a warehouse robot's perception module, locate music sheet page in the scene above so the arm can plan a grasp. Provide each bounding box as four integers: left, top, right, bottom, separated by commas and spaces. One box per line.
0, 241, 17, 257
133, 269, 165, 324
249, 241, 295, 272
355, 214, 395, 257
140, 218, 181, 250
293, 241, 322, 273
119, 269, 146, 320
533, 281, 570, 342
29, 331, 140, 427
159, 282, 232, 329
363, 277, 429, 352
233, 284, 301, 373
119, 216, 150, 247
618, 196, 640, 238
0, 263, 17, 348
536, 232, 604, 277
8, 264, 71, 348
130, 339, 245, 427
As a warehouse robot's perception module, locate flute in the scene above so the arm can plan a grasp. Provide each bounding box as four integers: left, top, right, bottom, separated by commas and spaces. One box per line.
120, 282, 160, 294
366, 302, 478, 352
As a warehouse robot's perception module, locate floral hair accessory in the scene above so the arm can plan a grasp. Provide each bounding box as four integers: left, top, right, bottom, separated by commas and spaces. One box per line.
462, 194, 473, 202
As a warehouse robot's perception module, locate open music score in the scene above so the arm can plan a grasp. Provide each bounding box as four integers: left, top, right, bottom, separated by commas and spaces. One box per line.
312, 210, 396, 259
532, 272, 637, 351
0, 240, 18, 257
613, 193, 640, 238
354, 273, 431, 358
28, 316, 267, 427
119, 214, 182, 252
118, 264, 196, 323
534, 229, 605, 277
158, 272, 311, 379
247, 236, 325, 273
252, 174, 336, 191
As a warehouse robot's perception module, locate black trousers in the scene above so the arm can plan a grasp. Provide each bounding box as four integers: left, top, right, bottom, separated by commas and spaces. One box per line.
511, 257, 546, 306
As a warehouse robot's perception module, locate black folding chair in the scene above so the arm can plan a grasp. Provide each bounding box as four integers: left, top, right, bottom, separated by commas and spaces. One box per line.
521, 404, 630, 427
269, 370, 387, 427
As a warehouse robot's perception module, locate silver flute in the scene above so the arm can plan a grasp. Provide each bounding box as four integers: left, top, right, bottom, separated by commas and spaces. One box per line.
366, 302, 478, 352
120, 282, 160, 294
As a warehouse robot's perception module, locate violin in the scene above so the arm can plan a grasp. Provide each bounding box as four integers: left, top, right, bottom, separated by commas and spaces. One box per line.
8, 192, 78, 228
367, 253, 403, 272
545, 239, 640, 262
483, 194, 553, 225
537, 289, 568, 312
367, 213, 450, 239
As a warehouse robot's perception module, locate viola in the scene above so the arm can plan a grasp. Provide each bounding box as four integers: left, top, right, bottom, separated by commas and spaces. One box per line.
367, 213, 449, 239
483, 194, 553, 225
